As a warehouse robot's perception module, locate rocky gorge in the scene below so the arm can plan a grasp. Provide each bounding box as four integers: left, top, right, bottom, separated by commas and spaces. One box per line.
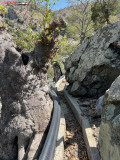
1, 2, 120, 159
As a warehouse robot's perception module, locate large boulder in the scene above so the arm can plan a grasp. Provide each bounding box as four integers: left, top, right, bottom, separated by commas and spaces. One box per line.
0, 16, 66, 160
0, 17, 52, 160
64, 21, 120, 97
98, 75, 120, 160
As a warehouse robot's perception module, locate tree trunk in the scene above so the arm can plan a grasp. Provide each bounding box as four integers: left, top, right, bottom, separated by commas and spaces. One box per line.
0, 16, 66, 160
80, 32, 85, 44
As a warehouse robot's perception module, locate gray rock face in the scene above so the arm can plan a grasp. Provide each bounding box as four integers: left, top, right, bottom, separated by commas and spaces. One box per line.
0, 27, 53, 160
98, 75, 120, 160
64, 21, 120, 97
5, 8, 18, 20
96, 95, 103, 116
0, 16, 66, 160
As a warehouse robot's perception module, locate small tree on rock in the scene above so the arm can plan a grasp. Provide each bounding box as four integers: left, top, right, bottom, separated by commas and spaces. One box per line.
91, 0, 119, 30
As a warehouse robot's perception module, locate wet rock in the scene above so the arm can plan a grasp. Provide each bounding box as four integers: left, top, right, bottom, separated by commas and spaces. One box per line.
64, 22, 120, 97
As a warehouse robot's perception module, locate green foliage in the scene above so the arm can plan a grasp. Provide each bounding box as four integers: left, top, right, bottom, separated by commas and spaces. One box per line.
64, 1, 94, 44
5, 18, 14, 27
31, 0, 66, 47
13, 29, 35, 52
109, 15, 119, 24
0, 22, 6, 30
30, 23, 37, 30
47, 65, 54, 79
91, 0, 119, 30
0, 5, 8, 30
57, 37, 78, 56
17, 18, 24, 24
65, 22, 80, 40
7, 25, 14, 33
0, 5, 8, 17
1, 0, 77, 74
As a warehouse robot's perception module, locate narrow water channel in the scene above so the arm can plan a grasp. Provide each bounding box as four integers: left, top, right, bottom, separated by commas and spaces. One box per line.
58, 91, 89, 160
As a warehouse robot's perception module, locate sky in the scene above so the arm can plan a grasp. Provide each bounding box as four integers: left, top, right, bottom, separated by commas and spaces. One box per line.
0, 0, 70, 10
50, 0, 69, 11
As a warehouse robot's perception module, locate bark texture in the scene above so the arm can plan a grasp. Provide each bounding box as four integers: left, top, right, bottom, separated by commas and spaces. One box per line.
0, 16, 66, 160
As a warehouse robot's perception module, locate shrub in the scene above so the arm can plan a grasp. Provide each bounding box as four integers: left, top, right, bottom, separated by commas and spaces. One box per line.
0, 22, 6, 30
0, 5, 8, 17
5, 18, 14, 27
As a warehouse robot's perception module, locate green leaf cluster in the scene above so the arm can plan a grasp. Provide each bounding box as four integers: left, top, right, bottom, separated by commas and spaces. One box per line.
0, 5, 8, 17
0, 22, 6, 30
63, 1, 94, 44
5, 18, 14, 27
91, 0, 119, 30
13, 29, 35, 52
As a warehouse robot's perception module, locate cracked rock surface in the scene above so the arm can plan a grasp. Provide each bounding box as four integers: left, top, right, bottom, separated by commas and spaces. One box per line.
64, 21, 120, 97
